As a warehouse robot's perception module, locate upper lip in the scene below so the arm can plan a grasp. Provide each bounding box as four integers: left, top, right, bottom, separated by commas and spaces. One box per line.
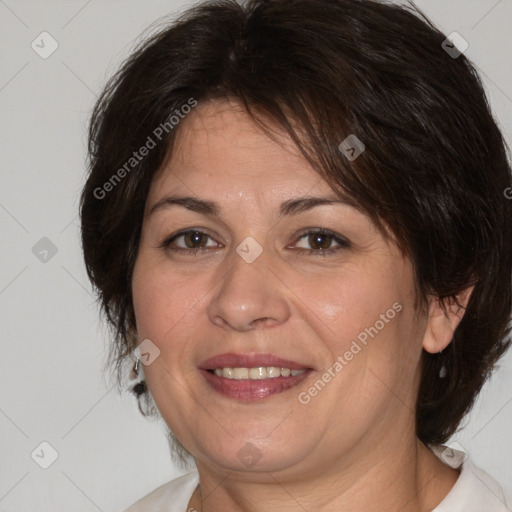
199, 353, 312, 370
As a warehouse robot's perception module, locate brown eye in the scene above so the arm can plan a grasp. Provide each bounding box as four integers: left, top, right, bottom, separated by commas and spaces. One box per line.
181, 231, 209, 249
293, 229, 350, 256
308, 232, 334, 250
160, 229, 219, 253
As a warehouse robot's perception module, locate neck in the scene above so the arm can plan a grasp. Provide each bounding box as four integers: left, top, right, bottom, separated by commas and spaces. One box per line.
187, 438, 460, 512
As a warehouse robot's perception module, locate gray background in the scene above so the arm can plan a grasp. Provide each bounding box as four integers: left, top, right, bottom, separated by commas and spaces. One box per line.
1, 0, 511, 510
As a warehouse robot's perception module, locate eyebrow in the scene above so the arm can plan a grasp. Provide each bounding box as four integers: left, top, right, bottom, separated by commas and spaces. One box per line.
147, 194, 351, 218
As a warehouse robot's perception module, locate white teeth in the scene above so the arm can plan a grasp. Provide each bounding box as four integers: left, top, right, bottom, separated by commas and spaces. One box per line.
233, 367, 249, 379
267, 366, 281, 378
222, 368, 233, 379
211, 367, 307, 380
248, 367, 265, 379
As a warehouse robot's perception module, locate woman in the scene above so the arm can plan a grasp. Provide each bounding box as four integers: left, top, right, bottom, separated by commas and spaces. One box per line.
80, 0, 512, 510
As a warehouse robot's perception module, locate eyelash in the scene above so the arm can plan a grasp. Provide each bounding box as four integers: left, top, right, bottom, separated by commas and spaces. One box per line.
158, 228, 350, 257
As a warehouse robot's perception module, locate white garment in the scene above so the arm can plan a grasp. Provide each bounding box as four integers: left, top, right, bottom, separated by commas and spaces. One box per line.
123, 446, 510, 512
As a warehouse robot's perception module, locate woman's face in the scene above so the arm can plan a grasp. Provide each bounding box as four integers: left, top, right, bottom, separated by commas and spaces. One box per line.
132, 99, 428, 476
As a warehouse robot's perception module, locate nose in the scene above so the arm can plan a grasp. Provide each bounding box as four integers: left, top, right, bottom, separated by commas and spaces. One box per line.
206, 249, 291, 332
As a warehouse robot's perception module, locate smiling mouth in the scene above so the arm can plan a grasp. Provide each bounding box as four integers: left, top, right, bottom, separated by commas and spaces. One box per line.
208, 367, 307, 379
200, 366, 313, 401
199, 353, 314, 401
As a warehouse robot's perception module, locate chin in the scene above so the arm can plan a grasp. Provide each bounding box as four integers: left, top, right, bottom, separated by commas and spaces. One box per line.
189, 429, 320, 475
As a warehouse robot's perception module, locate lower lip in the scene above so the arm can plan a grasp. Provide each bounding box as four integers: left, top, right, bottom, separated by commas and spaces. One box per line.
200, 369, 312, 401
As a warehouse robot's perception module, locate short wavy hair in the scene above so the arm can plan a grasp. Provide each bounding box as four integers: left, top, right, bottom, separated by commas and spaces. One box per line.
80, 0, 512, 448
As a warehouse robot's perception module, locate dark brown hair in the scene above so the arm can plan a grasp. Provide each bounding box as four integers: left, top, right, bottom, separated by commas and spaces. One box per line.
80, 0, 512, 446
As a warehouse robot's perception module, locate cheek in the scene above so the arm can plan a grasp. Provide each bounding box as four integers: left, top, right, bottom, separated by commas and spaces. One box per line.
131, 258, 200, 341
309, 261, 419, 385
306, 265, 400, 347
131, 269, 163, 338
131, 260, 208, 402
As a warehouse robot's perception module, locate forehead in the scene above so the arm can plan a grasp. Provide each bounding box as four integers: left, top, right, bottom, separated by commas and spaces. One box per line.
148, 99, 332, 199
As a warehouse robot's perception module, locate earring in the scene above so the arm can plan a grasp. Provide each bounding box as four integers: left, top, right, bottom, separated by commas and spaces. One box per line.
129, 356, 139, 380
439, 350, 447, 378
129, 357, 147, 397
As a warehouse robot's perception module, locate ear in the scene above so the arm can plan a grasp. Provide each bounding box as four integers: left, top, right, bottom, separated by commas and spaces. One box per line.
422, 286, 474, 354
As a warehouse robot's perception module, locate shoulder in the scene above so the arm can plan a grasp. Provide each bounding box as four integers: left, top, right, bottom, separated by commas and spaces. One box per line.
123, 470, 199, 512
431, 445, 511, 512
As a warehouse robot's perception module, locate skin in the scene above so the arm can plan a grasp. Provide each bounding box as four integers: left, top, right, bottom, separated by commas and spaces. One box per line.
131, 98, 472, 512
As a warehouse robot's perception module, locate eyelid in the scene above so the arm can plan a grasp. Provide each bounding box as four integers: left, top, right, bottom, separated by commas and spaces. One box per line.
292, 227, 350, 246
159, 227, 350, 255
158, 228, 222, 250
